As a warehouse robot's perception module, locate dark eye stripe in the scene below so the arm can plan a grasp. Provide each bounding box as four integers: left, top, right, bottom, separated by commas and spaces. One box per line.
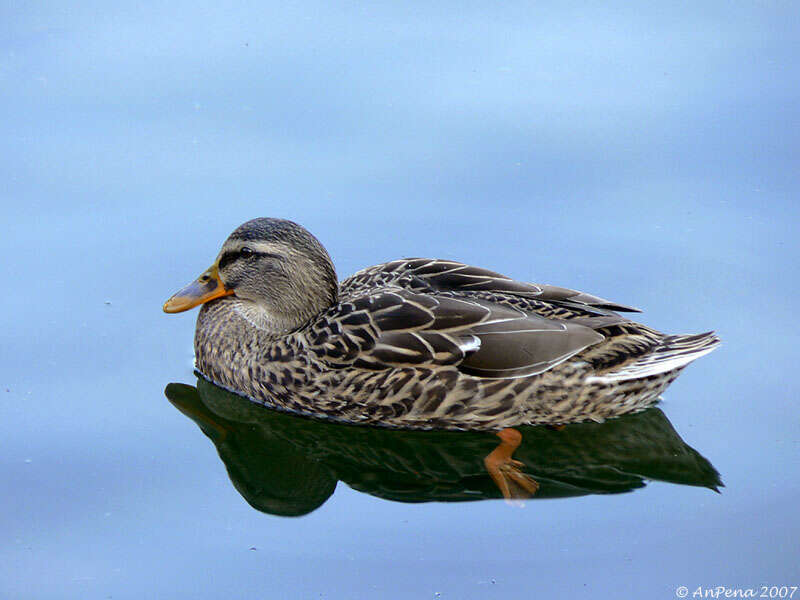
218, 249, 283, 270
217, 251, 239, 270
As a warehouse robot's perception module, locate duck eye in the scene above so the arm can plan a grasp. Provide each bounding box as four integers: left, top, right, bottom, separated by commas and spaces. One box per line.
240, 247, 254, 257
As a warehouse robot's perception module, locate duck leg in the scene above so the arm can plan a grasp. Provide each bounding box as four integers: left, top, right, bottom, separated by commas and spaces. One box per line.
483, 428, 539, 501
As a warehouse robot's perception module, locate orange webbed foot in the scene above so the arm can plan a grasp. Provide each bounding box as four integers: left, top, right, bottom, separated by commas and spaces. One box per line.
483, 428, 539, 503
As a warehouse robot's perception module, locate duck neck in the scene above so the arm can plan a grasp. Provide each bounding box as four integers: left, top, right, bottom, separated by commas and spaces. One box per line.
230, 298, 315, 338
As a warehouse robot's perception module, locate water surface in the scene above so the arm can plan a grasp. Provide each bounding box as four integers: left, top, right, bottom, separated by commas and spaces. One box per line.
2, 3, 798, 598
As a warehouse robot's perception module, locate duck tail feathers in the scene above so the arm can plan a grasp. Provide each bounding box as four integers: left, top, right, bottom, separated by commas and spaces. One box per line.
586, 331, 720, 383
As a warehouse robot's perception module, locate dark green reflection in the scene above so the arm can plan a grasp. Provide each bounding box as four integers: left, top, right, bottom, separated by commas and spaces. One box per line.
165, 378, 721, 517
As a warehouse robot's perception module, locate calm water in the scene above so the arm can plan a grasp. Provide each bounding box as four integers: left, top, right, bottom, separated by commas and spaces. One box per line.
3, 3, 799, 598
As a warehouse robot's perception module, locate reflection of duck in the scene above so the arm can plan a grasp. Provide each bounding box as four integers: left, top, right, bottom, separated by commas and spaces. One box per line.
163, 218, 719, 430
166, 379, 722, 517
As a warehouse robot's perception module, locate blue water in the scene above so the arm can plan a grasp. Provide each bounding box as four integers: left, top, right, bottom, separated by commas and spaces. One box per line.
2, 3, 799, 598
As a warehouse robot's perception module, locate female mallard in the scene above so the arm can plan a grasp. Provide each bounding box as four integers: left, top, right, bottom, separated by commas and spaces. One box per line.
164, 217, 719, 431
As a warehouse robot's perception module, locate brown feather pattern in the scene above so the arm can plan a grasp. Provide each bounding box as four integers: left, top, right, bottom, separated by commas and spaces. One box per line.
188, 221, 719, 431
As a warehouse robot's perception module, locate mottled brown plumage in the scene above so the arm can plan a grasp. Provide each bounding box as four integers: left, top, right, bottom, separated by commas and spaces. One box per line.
164, 217, 720, 431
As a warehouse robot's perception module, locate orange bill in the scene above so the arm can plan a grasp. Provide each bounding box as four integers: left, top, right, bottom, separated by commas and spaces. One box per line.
163, 264, 234, 313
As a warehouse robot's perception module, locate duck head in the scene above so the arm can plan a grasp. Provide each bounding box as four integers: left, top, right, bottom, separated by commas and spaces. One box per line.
163, 218, 338, 332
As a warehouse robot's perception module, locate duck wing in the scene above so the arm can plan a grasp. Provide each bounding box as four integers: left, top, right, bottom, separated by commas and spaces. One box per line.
310, 288, 605, 379
342, 258, 640, 314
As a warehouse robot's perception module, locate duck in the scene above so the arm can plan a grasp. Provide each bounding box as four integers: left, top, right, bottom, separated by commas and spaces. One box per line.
163, 217, 720, 432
